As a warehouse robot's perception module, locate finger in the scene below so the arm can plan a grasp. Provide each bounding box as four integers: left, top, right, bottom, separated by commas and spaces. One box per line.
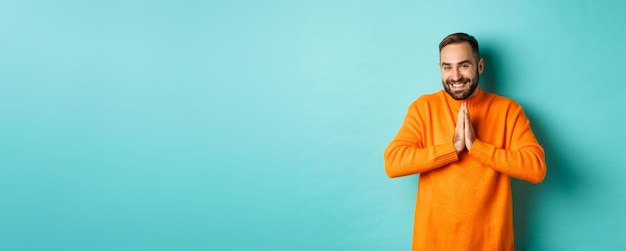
463, 105, 469, 132
457, 104, 464, 124
456, 108, 465, 134
453, 104, 466, 153
464, 105, 475, 149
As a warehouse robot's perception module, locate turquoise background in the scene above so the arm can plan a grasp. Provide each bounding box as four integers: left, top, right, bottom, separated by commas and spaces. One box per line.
1, 0, 625, 250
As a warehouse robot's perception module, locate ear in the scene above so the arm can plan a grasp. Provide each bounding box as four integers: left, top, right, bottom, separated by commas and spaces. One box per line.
478, 58, 484, 75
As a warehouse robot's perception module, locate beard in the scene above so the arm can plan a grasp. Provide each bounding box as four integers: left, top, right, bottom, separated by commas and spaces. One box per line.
442, 71, 480, 100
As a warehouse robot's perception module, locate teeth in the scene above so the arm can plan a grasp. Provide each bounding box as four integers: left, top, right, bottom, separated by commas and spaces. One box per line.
453, 83, 464, 87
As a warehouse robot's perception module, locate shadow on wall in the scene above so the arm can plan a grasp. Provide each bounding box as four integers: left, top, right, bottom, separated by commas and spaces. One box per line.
512, 111, 581, 250
479, 48, 498, 94
481, 46, 580, 250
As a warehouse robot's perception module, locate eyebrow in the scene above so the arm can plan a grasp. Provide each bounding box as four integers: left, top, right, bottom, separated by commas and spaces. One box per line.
441, 60, 473, 66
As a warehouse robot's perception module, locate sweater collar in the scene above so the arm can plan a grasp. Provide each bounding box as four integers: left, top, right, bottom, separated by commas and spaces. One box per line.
443, 87, 487, 109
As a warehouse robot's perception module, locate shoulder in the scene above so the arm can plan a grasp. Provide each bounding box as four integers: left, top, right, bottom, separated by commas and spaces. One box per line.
411, 90, 447, 107
484, 92, 524, 111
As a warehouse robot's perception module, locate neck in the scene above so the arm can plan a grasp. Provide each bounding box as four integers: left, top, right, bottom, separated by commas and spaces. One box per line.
445, 87, 486, 109
467, 87, 480, 99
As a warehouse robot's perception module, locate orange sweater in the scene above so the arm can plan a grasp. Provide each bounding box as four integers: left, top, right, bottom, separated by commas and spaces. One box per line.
384, 88, 546, 251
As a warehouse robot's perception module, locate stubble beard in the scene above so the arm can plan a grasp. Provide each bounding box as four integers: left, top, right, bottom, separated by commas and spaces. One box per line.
443, 72, 480, 100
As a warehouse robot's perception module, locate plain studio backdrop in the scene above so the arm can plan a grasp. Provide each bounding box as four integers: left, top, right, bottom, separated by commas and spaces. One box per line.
1, 0, 625, 250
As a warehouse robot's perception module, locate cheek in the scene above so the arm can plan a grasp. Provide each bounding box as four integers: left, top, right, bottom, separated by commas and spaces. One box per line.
462, 69, 475, 78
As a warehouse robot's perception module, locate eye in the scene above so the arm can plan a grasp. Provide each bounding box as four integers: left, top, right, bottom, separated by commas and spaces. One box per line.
442, 66, 451, 71
461, 64, 470, 69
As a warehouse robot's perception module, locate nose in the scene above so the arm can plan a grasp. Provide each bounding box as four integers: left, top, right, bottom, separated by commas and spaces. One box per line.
451, 68, 462, 81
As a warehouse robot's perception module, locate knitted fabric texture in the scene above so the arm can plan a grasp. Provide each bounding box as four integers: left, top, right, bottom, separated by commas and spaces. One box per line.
384, 88, 546, 251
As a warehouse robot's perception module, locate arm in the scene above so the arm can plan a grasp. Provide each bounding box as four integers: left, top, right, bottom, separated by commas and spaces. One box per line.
468, 106, 546, 184
384, 102, 458, 178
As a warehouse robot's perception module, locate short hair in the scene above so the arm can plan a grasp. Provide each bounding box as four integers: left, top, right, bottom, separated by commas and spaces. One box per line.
439, 32, 480, 60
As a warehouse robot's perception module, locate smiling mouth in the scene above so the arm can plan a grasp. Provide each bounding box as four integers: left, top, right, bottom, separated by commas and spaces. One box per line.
450, 81, 468, 90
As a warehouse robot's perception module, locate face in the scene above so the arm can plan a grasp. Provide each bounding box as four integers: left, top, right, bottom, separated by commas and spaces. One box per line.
439, 42, 484, 100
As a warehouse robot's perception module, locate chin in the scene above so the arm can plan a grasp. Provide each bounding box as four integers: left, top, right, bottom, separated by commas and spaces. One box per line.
451, 93, 469, 100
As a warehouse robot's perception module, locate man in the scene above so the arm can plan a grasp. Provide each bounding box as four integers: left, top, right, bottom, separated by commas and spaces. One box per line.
384, 33, 546, 250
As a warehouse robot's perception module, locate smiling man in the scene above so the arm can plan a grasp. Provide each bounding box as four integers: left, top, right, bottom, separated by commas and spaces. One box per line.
384, 33, 546, 250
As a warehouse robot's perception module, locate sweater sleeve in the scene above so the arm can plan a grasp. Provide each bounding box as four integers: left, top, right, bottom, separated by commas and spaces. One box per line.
468, 105, 546, 184
384, 101, 458, 178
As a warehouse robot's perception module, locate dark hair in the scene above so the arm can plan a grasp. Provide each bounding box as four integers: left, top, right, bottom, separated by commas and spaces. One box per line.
439, 32, 480, 60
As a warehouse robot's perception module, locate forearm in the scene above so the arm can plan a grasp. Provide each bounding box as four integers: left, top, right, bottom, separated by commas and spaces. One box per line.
384, 141, 458, 178
469, 139, 546, 183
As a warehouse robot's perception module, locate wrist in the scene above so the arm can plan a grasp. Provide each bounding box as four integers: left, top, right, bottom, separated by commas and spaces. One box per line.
466, 138, 475, 151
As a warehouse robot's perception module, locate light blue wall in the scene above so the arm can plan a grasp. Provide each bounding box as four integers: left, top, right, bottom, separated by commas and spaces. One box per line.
1, 0, 625, 250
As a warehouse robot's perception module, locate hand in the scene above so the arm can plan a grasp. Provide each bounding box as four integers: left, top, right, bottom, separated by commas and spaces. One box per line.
453, 103, 476, 153
453, 103, 466, 154
464, 104, 476, 150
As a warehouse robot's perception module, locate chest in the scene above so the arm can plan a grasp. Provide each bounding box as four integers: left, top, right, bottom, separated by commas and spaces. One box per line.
421, 104, 507, 148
